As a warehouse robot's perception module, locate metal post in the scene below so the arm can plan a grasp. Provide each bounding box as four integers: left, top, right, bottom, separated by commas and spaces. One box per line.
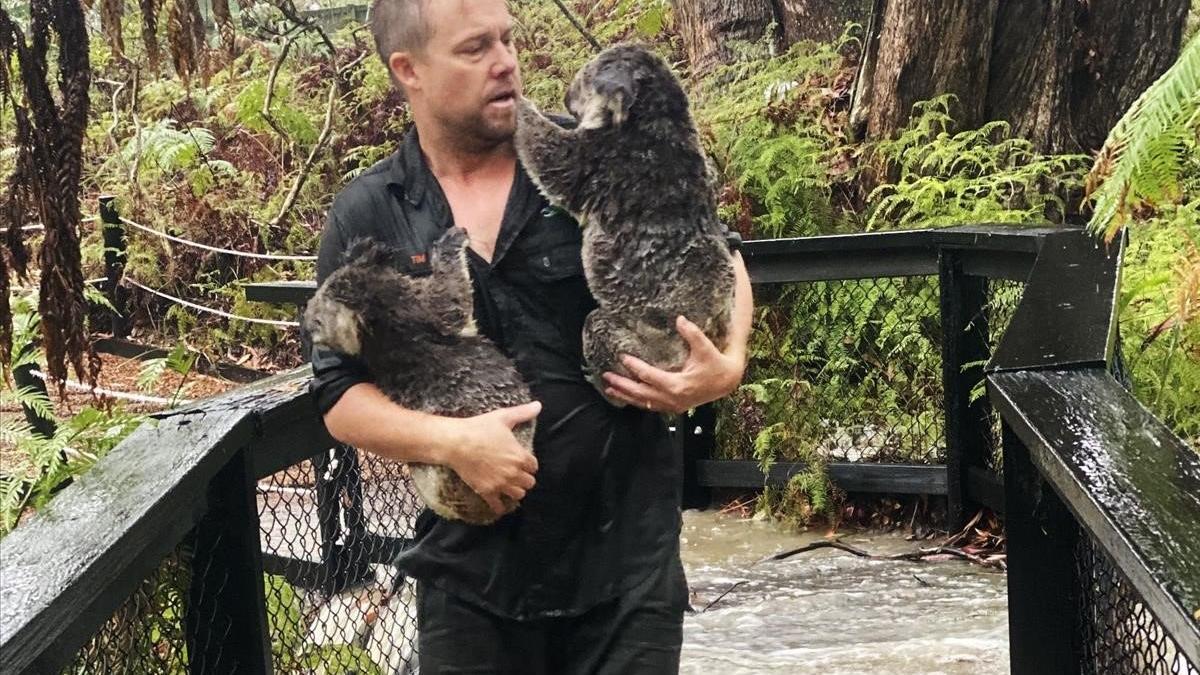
939, 251, 992, 529
313, 445, 372, 594
12, 342, 57, 440
186, 448, 272, 674
98, 196, 129, 338
680, 405, 715, 509
1002, 423, 1082, 674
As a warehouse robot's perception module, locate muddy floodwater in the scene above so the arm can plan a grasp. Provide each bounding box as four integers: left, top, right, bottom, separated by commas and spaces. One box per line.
679, 510, 1009, 675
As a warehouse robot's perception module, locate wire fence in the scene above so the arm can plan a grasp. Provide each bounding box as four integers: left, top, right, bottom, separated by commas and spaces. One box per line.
716, 276, 948, 465
1076, 533, 1200, 675
257, 446, 422, 674
122, 276, 301, 328
118, 216, 318, 262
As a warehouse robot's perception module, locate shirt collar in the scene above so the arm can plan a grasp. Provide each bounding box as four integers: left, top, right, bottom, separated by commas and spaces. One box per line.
385, 127, 429, 207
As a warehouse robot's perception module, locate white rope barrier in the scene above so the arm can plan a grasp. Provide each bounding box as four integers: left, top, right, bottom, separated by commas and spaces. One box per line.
256, 483, 316, 496
119, 216, 318, 262
122, 276, 300, 328
30, 369, 193, 406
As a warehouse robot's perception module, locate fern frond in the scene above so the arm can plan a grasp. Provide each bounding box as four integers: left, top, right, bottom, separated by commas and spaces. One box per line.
1087, 35, 1200, 241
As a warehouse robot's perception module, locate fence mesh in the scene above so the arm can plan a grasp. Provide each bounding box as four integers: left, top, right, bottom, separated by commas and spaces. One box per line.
716, 276, 946, 466
61, 540, 197, 674
985, 279, 1026, 471
257, 445, 423, 675
1076, 533, 1200, 675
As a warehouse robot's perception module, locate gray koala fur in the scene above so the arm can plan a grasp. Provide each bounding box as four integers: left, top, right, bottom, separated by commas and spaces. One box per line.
303, 227, 534, 525
514, 44, 735, 403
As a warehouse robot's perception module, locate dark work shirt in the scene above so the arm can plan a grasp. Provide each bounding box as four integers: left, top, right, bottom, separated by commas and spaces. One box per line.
309, 127, 685, 620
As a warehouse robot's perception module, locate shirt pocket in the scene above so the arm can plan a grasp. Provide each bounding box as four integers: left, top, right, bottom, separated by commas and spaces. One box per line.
527, 239, 585, 283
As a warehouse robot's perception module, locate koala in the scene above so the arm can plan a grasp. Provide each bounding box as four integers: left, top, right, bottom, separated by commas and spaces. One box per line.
514, 44, 736, 403
303, 227, 535, 525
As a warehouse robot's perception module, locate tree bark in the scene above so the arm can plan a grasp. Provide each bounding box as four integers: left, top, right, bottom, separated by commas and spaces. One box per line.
984, 0, 1076, 152
849, 0, 1000, 140
674, 0, 1191, 153
1065, 0, 1190, 153
670, 0, 779, 74
776, 0, 872, 45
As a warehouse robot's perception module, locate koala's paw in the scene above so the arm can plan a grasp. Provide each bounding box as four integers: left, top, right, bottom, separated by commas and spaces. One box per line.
435, 226, 470, 255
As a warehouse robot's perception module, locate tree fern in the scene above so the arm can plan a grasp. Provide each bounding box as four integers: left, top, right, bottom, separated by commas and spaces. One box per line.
1087, 34, 1200, 241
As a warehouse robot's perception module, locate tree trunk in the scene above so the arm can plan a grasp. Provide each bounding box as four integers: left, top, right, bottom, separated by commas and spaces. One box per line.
670, 0, 779, 75
776, 0, 872, 45
984, 0, 1076, 152
849, 0, 1000, 140
853, 0, 1190, 151
674, 0, 1191, 153
1065, 0, 1190, 153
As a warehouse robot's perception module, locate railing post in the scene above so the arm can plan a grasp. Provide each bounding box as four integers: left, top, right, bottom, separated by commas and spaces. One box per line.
313, 445, 372, 594
939, 251, 992, 529
680, 405, 715, 509
186, 447, 272, 674
98, 195, 129, 339
12, 342, 57, 440
1001, 423, 1082, 674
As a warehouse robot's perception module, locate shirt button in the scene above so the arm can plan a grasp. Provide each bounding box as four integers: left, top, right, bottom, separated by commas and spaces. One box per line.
542, 256, 552, 267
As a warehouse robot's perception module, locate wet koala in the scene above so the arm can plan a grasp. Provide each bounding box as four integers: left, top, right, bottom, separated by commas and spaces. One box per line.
303, 227, 535, 525
514, 44, 735, 403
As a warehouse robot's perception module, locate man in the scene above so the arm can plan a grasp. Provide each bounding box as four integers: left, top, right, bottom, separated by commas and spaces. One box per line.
309, 0, 754, 671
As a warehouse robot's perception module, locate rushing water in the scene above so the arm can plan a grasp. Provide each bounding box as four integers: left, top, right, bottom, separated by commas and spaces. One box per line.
680, 510, 1009, 674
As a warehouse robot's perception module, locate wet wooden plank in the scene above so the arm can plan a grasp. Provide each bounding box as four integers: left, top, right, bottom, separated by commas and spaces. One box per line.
989, 368, 1200, 665
0, 371, 321, 673
0, 408, 252, 674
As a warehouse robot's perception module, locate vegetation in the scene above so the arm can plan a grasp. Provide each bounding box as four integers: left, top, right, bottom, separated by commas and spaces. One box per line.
2, 0, 1197, 529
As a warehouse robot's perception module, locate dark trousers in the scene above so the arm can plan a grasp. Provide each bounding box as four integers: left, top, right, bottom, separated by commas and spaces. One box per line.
416, 557, 688, 674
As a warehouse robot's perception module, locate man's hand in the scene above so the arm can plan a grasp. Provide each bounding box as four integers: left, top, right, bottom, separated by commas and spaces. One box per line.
445, 401, 542, 517
602, 316, 746, 415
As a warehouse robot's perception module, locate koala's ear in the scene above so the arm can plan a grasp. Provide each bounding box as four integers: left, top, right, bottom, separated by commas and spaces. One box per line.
588, 63, 635, 128
342, 237, 399, 269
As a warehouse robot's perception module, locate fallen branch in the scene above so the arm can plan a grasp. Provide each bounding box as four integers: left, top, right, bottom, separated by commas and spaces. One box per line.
756, 540, 872, 564
758, 538, 1006, 570
269, 0, 339, 72
262, 31, 301, 143
269, 49, 368, 228
269, 78, 336, 228
549, 0, 601, 52
701, 580, 746, 613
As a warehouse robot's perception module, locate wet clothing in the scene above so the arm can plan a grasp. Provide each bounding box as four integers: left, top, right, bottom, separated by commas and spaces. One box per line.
416, 547, 688, 674
310, 123, 737, 671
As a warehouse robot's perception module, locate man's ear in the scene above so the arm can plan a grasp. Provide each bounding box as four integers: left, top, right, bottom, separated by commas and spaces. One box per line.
388, 51, 420, 94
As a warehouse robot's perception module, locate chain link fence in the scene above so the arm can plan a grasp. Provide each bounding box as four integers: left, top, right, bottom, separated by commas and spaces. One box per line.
257, 446, 422, 675
62, 548, 192, 674
1076, 534, 1200, 675
985, 278, 1026, 471
717, 275, 1025, 469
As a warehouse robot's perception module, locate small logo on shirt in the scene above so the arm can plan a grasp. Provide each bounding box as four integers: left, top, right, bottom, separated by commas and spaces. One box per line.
411, 253, 427, 265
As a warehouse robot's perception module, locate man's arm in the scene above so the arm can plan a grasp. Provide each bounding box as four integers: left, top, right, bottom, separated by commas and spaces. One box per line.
601, 251, 754, 414
323, 384, 540, 516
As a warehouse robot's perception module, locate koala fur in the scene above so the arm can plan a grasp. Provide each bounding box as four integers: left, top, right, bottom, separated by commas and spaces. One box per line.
514, 44, 736, 402
304, 227, 534, 525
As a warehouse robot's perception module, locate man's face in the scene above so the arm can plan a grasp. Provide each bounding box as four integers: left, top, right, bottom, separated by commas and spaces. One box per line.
403, 0, 522, 147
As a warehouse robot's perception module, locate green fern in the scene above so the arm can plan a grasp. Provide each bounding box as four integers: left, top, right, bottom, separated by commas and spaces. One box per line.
1087, 34, 1200, 241
869, 96, 1090, 229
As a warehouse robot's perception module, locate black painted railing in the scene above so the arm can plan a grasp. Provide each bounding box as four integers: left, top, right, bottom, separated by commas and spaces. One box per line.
1, 225, 1196, 674
987, 230, 1200, 673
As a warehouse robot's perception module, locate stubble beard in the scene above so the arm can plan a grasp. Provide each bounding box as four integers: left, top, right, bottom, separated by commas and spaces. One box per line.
442, 105, 516, 154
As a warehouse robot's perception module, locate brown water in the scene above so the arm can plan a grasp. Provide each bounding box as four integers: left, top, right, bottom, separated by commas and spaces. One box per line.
680, 510, 1009, 674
